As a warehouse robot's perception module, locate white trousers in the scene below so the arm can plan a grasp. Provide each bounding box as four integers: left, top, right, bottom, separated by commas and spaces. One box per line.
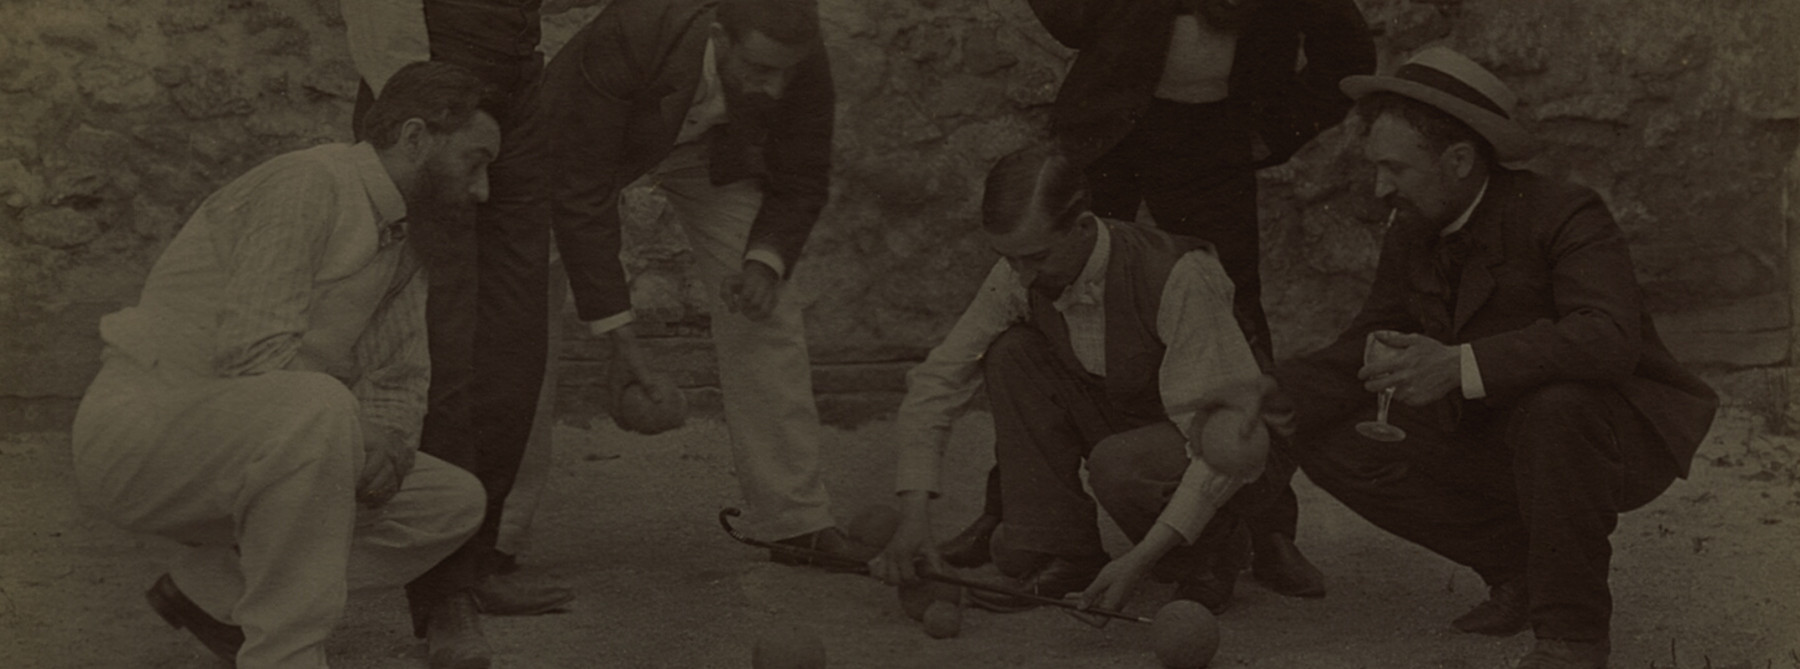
644, 142, 835, 540
72, 351, 483, 669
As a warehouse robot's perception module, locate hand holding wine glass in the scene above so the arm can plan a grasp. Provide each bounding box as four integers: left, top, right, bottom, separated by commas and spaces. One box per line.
1355, 330, 1408, 442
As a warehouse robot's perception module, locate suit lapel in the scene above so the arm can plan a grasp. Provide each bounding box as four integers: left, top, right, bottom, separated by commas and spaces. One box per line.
1452, 174, 1515, 335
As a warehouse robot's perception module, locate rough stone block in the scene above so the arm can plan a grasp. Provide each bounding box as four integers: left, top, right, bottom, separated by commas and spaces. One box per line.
0, 159, 45, 209
75, 58, 162, 111
19, 209, 102, 249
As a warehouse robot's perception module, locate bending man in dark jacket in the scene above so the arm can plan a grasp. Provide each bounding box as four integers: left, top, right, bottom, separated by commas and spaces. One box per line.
539, 0, 863, 562
1239, 48, 1717, 669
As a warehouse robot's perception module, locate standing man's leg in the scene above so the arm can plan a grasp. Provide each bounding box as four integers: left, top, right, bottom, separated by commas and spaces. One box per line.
651, 143, 838, 547
495, 258, 569, 571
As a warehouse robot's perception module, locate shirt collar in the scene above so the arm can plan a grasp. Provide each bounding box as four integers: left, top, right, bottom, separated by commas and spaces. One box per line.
695, 36, 720, 108
1440, 177, 1490, 237
1053, 215, 1110, 311
351, 142, 409, 247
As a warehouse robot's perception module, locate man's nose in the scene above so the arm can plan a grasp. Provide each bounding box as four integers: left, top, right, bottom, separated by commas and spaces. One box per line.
1372, 171, 1395, 200
755, 72, 788, 99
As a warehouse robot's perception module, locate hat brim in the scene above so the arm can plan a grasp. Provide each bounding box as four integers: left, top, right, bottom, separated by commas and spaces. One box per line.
1342, 75, 1542, 163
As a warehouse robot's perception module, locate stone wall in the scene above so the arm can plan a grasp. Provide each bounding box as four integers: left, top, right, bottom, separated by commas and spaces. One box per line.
2, 0, 1795, 431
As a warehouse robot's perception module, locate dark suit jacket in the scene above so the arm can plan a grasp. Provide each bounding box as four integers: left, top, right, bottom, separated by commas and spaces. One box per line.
1028, 0, 1375, 167
1280, 169, 1718, 475
537, 0, 835, 322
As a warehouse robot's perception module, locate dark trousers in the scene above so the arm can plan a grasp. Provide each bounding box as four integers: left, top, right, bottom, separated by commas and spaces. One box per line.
354, 77, 554, 621
1280, 370, 1680, 641
1084, 97, 1297, 542
984, 326, 1286, 577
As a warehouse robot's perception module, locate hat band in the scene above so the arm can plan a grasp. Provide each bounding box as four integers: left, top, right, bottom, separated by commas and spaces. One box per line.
1395, 63, 1510, 119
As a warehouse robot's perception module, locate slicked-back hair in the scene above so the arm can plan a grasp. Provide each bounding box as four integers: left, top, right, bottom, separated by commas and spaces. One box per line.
717, 0, 821, 47
982, 144, 1091, 236
360, 61, 501, 150
1355, 91, 1498, 168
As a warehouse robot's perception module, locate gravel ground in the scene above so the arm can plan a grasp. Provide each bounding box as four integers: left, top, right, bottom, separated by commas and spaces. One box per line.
2, 408, 1797, 668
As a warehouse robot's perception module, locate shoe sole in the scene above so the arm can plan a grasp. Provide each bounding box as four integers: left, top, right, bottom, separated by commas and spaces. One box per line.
146, 589, 241, 666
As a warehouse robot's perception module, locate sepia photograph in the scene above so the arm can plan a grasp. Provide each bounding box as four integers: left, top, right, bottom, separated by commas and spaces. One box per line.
1, 0, 1796, 667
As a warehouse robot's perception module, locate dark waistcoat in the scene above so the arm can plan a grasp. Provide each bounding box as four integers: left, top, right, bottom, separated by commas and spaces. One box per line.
1029, 219, 1209, 429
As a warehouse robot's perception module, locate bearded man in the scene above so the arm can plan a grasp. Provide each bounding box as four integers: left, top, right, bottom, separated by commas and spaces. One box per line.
71, 62, 501, 669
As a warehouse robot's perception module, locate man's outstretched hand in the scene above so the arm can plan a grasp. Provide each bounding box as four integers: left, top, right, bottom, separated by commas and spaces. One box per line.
870, 491, 944, 585
356, 423, 414, 508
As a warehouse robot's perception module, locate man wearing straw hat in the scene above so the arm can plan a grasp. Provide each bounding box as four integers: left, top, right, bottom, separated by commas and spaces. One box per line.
1220, 47, 1717, 667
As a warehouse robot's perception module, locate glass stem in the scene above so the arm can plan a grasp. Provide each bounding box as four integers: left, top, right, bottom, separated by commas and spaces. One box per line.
1376, 387, 1395, 424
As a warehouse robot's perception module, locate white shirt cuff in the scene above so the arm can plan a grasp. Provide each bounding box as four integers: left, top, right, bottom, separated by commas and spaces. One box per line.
1460, 343, 1487, 399
585, 310, 636, 336
744, 248, 787, 278
1151, 458, 1245, 544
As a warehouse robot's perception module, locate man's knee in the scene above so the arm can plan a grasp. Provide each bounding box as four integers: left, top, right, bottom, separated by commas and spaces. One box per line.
270, 371, 360, 420
402, 455, 487, 544
1087, 425, 1186, 508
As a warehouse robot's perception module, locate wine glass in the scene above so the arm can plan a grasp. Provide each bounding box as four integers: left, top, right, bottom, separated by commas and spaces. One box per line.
1355, 331, 1407, 442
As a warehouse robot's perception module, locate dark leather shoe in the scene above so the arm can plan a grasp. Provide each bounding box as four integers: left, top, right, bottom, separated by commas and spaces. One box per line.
145, 573, 243, 665
1515, 638, 1609, 669
770, 527, 879, 570
426, 593, 492, 669
470, 572, 574, 616
1454, 579, 1529, 636
937, 514, 1000, 568
1250, 533, 1326, 598
966, 553, 1108, 613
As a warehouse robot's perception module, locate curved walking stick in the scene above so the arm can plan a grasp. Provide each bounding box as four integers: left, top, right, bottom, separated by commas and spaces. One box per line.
717, 507, 1152, 625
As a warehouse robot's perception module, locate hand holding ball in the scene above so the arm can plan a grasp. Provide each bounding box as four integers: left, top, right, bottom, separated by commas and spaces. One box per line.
1194, 406, 1269, 479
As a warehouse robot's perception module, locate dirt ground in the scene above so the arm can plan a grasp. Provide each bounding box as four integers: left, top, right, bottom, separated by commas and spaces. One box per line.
3, 408, 1798, 669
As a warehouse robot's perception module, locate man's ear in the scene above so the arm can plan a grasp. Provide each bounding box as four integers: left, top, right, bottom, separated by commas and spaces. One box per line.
394, 117, 432, 162
1445, 141, 1478, 181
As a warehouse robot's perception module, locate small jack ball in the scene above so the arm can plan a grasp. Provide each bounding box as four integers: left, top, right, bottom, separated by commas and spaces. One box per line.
922, 600, 962, 639
1151, 600, 1220, 668
898, 580, 962, 621
752, 624, 827, 669
847, 505, 902, 548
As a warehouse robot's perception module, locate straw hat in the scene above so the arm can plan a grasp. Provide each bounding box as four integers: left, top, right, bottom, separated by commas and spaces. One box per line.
1342, 46, 1542, 162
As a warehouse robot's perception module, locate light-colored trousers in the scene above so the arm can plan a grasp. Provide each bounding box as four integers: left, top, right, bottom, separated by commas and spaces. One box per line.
72, 351, 484, 669
503, 142, 836, 547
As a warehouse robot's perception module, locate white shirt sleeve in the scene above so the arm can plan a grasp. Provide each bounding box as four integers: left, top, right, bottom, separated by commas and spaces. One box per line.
341, 0, 431, 96
1151, 251, 1265, 543
892, 261, 1029, 495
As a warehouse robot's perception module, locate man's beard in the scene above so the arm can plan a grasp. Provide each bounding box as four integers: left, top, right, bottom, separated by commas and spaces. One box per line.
720, 76, 779, 124
403, 160, 479, 274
